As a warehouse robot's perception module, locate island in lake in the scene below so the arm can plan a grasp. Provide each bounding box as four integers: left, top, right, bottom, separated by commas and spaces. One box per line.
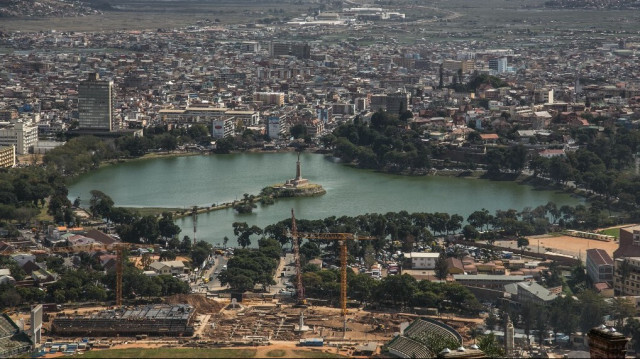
269, 152, 326, 198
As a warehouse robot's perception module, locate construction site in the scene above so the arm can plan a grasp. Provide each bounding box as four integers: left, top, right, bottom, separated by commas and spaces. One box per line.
33, 293, 480, 356
15, 209, 480, 356
51, 304, 196, 337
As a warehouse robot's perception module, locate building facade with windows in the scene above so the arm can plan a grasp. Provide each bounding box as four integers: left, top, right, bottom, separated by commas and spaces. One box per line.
254, 92, 285, 106
405, 252, 440, 269
78, 73, 114, 131
0, 121, 38, 155
613, 257, 640, 296
0, 146, 15, 168
211, 118, 235, 139
586, 248, 614, 284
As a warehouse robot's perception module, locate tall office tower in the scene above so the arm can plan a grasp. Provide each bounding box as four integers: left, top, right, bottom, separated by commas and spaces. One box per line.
269, 42, 311, 59
78, 73, 114, 131
488, 57, 508, 74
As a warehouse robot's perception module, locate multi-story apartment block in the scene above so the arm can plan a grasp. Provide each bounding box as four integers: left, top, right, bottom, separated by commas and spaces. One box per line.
613, 225, 640, 258
0, 121, 38, 155
254, 92, 285, 106
586, 248, 614, 284
405, 252, 440, 269
0, 146, 15, 168
613, 257, 640, 296
211, 118, 235, 139
443, 59, 475, 73
269, 42, 310, 59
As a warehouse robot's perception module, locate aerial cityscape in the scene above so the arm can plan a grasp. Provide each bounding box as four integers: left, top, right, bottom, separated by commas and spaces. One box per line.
1, 0, 640, 357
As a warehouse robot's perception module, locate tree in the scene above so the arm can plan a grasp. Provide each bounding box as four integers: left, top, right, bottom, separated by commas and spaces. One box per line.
611, 297, 635, 329
484, 312, 499, 332
462, 225, 479, 240
566, 261, 587, 293
434, 252, 449, 280
477, 333, 505, 358
290, 124, 308, 139
623, 318, 640, 353
520, 302, 535, 342
349, 274, 377, 304
89, 190, 114, 220
159, 250, 177, 261
446, 214, 463, 234
180, 236, 192, 253
549, 296, 577, 341
578, 290, 608, 334
141, 253, 153, 270
134, 215, 160, 243
542, 261, 562, 287
467, 209, 492, 232
0, 285, 21, 308
158, 212, 181, 239
517, 237, 529, 252
232, 222, 263, 248
300, 241, 321, 260
535, 305, 549, 348
233, 194, 257, 214
191, 241, 213, 267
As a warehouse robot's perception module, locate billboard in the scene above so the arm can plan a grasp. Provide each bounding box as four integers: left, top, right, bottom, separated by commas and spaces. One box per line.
31, 304, 43, 344
316, 108, 329, 123
267, 117, 280, 139
211, 119, 227, 139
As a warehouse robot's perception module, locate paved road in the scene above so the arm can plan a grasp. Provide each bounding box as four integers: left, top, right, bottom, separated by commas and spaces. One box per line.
191, 255, 228, 293
270, 253, 296, 295
206, 255, 228, 291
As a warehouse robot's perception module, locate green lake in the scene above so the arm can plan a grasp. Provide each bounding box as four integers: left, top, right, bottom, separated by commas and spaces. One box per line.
69, 152, 581, 247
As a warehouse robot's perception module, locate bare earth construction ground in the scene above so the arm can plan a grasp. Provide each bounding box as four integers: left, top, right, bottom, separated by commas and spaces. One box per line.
498, 232, 623, 260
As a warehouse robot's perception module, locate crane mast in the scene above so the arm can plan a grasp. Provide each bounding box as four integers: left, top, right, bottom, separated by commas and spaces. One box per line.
291, 209, 305, 306
293, 229, 374, 336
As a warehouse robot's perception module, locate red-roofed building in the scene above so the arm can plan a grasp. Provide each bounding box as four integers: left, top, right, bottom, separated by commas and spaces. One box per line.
586, 248, 613, 285
614, 226, 640, 258
445, 257, 465, 275
83, 229, 117, 246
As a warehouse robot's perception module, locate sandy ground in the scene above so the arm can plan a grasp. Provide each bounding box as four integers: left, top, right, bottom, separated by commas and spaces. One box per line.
130, 255, 191, 269
499, 234, 619, 260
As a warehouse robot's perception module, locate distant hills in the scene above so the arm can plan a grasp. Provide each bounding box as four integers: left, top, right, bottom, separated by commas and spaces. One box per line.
544, 0, 640, 9
0, 0, 109, 18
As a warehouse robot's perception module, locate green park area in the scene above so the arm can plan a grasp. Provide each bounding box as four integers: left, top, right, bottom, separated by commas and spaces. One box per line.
598, 227, 621, 239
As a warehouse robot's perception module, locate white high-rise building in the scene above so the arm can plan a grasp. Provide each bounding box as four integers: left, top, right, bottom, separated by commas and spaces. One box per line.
0, 121, 38, 155
211, 118, 234, 139
78, 73, 114, 131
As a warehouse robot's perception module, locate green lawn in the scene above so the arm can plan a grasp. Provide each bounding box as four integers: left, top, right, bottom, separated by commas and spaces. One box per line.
598, 228, 620, 239
266, 349, 287, 357
67, 348, 257, 358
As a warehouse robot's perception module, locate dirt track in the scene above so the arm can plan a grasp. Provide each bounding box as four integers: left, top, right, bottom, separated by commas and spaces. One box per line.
507, 234, 619, 260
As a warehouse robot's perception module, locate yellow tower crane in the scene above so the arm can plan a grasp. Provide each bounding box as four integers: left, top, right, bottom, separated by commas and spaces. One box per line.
290, 209, 375, 335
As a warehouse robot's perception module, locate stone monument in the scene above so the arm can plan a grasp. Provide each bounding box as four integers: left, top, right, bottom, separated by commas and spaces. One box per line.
285, 152, 309, 188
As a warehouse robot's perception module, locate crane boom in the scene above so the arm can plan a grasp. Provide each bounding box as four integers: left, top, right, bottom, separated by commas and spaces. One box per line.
287, 210, 375, 337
